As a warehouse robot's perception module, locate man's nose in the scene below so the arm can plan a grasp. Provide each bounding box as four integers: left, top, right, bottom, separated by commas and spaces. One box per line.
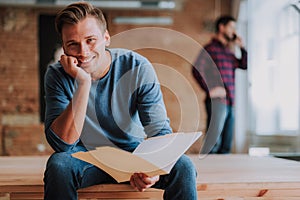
79, 43, 90, 56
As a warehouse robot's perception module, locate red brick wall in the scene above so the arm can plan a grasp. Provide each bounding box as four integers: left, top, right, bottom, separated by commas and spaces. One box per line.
0, 0, 233, 155
0, 7, 39, 114
3, 124, 53, 156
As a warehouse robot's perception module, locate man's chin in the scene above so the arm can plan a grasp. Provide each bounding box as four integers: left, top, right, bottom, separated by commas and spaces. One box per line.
78, 63, 91, 69
222, 33, 231, 42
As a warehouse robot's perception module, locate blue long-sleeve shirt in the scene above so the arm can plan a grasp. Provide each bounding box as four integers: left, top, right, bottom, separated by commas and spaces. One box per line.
44, 48, 172, 153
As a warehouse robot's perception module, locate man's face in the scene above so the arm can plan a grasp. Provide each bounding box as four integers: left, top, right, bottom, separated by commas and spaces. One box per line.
221, 21, 236, 41
61, 16, 110, 73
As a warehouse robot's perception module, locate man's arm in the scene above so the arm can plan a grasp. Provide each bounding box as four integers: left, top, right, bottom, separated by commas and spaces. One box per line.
136, 61, 173, 138
50, 80, 91, 144
45, 55, 91, 147
129, 57, 171, 190
192, 49, 226, 98
239, 47, 248, 69
50, 55, 91, 144
233, 35, 248, 70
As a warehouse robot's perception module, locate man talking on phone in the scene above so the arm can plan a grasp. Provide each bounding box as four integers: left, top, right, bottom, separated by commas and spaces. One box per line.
192, 15, 247, 154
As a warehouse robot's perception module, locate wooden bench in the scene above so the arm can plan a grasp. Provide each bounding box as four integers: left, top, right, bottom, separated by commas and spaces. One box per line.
1, 154, 300, 200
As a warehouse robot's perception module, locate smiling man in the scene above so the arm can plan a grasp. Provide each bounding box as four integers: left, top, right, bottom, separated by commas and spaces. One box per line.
43, 2, 197, 200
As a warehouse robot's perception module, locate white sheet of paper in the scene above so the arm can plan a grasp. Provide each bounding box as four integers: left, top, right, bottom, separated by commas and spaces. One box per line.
133, 132, 202, 172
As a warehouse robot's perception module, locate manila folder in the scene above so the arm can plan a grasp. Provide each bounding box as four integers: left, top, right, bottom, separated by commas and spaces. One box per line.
72, 132, 202, 183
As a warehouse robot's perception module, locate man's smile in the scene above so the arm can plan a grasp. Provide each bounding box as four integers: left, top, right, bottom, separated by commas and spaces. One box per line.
78, 56, 95, 66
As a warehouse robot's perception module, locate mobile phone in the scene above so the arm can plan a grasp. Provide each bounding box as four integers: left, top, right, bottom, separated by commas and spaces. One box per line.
232, 33, 237, 41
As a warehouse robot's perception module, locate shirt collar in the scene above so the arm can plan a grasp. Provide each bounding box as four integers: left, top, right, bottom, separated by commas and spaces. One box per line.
211, 38, 225, 47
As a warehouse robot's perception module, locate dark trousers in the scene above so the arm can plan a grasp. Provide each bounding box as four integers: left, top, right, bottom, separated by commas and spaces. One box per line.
201, 98, 234, 154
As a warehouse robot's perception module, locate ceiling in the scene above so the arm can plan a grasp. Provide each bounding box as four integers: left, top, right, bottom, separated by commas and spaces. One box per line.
0, 0, 184, 10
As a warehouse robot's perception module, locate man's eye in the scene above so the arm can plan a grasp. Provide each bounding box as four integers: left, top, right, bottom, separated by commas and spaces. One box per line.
87, 38, 96, 43
68, 43, 77, 47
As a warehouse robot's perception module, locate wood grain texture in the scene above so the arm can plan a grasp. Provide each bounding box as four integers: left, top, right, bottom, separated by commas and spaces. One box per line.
0, 155, 300, 199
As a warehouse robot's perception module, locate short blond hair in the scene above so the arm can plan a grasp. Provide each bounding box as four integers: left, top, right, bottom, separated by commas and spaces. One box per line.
55, 1, 107, 36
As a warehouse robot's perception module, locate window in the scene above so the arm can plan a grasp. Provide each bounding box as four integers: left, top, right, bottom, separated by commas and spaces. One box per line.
277, 4, 299, 132
248, 0, 300, 136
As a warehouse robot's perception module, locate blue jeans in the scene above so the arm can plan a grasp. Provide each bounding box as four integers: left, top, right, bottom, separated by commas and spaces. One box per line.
44, 145, 197, 200
201, 98, 234, 154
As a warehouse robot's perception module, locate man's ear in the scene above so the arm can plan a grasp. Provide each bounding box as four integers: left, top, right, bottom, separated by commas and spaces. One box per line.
104, 30, 111, 46
219, 24, 225, 33
62, 45, 66, 54
60, 45, 67, 57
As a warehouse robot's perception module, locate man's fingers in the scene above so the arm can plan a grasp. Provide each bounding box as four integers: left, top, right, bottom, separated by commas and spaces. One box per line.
130, 173, 160, 192
138, 173, 156, 185
134, 173, 147, 192
130, 175, 137, 190
130, 173, 146, 192
60, 54, 91, 82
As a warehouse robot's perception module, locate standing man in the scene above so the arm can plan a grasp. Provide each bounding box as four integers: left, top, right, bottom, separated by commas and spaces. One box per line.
44, 1, 197, 200
192, 15, 247, 154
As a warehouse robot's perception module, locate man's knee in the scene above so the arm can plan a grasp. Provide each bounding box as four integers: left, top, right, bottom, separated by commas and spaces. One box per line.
45, 152, 75, 178
172, 155, 197, 178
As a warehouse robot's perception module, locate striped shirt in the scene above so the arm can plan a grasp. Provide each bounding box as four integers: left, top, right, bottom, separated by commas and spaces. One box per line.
192, 38, 247, 105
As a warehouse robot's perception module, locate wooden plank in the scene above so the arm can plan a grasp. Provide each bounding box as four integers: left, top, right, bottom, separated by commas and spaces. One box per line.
0, 156, 46, 187
198, 182, 300, 190
192, 155, 300, 184
10, 192, 43, 200
0, 185, 43, 193
78, 191, 163, 199
0, 155, 300, 199
78, 184, 161, 192
199, 198, 300, 200
198, 188, 300, 197
78, 184, 163, 199
0, 193, 9, 200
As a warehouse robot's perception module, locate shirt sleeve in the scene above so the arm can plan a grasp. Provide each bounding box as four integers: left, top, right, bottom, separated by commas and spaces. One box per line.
237, 47, 248, 69
192, 50, 209, 93
44, 64, 80, 152
192, 49, 224, 93
135, 58, 173, 138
